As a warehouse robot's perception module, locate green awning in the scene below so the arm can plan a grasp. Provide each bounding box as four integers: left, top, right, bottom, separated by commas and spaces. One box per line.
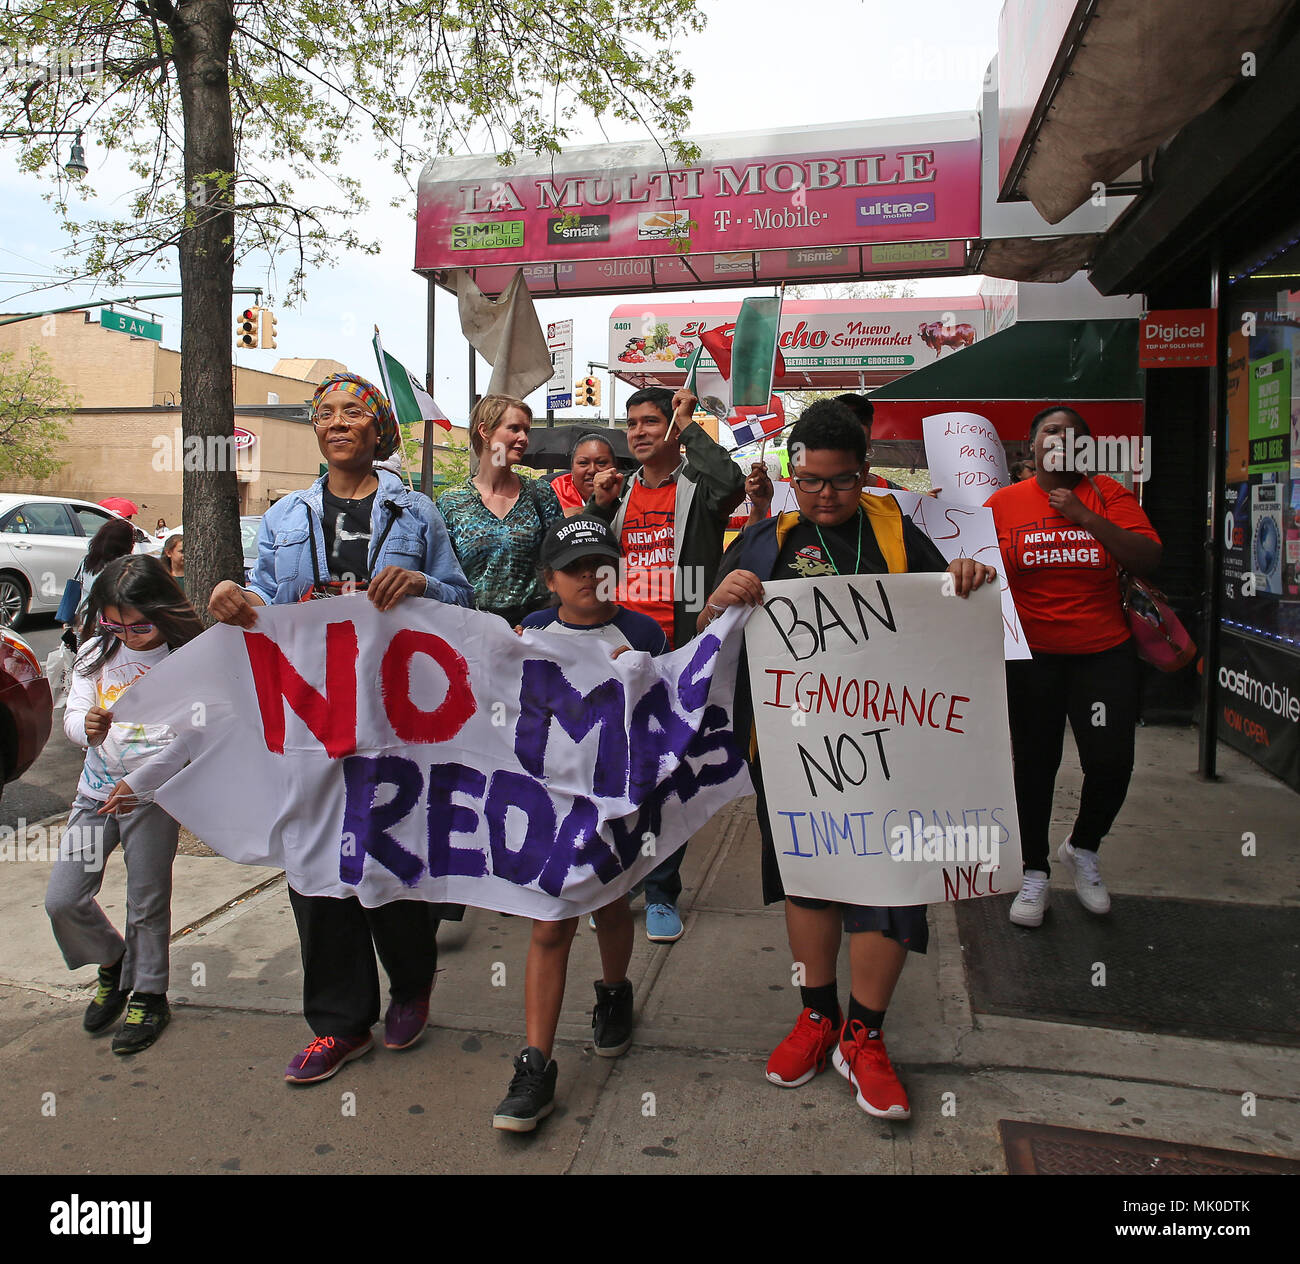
872, 319, 1140, 401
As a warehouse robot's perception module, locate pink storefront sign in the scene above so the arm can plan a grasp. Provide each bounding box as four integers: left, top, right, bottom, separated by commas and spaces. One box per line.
416, 116, 981, 295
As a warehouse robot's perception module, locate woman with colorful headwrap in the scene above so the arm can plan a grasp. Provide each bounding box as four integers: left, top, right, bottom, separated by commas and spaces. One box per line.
209, 372, 474, 1087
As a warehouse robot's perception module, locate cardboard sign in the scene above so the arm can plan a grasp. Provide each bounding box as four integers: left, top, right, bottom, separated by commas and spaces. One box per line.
767, 483, 1031, 659
744, 574, 1022, 906
922, 411, 1010, 505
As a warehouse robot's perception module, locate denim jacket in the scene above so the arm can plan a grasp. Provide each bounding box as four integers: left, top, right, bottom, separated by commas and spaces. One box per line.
245, 469, 473, 607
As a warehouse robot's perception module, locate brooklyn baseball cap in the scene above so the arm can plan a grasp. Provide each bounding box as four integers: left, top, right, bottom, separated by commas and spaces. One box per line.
541, 515, 622, 570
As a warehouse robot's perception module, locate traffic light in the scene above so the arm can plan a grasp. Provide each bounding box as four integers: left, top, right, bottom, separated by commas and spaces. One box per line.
236, 306, 260, 349
575, 376, 601, 407
260, 307, 277, 349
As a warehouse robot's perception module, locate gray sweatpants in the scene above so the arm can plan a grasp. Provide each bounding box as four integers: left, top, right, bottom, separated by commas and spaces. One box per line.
45, 791, 180, 995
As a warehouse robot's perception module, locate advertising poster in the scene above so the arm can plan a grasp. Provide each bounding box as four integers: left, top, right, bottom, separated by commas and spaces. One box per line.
1248, 350, 1290, 475
1225, 329, 1251, 482
1217, 631, 1300, 793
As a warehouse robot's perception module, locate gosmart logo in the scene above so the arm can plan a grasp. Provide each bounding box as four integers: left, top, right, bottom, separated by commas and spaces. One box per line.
546, 215, 610, 244
856, 194, 935, 225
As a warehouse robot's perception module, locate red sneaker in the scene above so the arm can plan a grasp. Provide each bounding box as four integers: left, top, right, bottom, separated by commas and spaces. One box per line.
832, 1020, 910, 1119
765, 1008, 838, 1088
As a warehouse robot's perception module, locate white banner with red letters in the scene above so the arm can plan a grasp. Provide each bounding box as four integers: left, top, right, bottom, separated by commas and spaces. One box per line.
113, 597, 752, 919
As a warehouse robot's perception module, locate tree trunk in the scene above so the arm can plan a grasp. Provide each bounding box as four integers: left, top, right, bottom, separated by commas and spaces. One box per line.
169, 0, 242, 621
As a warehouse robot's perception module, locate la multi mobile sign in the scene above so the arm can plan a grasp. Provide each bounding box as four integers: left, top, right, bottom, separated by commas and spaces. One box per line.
1138, 308, 1217, 368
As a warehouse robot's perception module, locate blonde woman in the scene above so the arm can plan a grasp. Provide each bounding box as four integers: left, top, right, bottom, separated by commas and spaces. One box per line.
439, 394, 563, 623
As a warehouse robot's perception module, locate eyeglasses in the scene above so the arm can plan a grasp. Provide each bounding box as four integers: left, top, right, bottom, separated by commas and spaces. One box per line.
99, 616, 156, 636
791, 470, 863, 493
312, 407, 371, 429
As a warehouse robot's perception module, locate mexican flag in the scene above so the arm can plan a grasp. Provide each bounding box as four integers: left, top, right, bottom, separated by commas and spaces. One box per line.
684, 294, 785, 448
373, 329, 451, 431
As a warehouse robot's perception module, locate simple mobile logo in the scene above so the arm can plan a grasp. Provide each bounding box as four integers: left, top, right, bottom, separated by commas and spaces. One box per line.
856, 194, 935, 225
546, 215, 610, 244
450, 220, 525, 250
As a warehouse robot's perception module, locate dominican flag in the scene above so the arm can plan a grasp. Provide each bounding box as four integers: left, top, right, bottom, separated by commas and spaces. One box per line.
728, 395, 786, 447
373, 328, 451, 431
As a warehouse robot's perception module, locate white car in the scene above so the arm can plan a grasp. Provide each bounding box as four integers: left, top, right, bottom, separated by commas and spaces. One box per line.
0, 493, 157, 629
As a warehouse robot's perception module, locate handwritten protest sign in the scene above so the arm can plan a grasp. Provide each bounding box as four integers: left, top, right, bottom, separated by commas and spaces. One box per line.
922, 411, 1010, 505
768, 483, 1030, 659
113, 597, 752, 920
744, 574, 1022, 906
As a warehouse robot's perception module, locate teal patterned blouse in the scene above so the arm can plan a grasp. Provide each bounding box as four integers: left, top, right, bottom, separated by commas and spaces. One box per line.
439, 475, 563, 614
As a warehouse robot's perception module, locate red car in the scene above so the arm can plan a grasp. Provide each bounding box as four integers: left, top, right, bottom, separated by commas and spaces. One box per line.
0, 628, 53, 794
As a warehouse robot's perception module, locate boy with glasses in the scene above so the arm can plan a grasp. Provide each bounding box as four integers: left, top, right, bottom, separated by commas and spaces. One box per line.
698, 399, 995, 1119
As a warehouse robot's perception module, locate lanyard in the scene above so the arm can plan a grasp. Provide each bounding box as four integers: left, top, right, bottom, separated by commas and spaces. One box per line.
812, 508, 864, 577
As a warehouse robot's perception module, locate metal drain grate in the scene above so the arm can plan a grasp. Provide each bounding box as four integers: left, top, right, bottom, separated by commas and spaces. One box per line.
955, 894, 1300, 1045
1000, 1120, 1300, 1175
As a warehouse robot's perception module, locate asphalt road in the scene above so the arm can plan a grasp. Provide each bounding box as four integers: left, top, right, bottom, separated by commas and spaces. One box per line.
2, 613, 85, 831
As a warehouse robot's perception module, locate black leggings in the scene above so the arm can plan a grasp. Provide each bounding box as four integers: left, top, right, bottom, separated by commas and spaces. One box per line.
1006, 640, 1139, 875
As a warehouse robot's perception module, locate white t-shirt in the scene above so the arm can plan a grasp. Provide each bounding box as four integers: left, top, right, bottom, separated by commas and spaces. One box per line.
64, 639, 176, 801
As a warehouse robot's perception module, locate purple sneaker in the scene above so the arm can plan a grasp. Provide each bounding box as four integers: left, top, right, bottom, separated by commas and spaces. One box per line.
384, 985, 432, 1050
284, 1033, 373, 1084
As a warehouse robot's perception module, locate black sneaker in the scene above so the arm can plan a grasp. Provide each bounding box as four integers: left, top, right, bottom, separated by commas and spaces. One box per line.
592, 978, 634, 1057
492, 1046, 557, 1132
83, 962, 129, 1034
111, 993, 171, 1055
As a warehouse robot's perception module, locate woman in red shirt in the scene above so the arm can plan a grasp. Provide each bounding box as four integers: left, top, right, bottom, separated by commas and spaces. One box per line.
986, 407, 1162, 929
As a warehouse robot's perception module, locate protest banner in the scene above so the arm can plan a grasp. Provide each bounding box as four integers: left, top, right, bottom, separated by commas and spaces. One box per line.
113, 598, 752, 920
744, 574, 1022, 906
767, 483, 1030, 659
922, 410, 1010, 505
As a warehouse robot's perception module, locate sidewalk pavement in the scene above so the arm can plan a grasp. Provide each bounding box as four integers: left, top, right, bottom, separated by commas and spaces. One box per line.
0, 725, 1296, 1175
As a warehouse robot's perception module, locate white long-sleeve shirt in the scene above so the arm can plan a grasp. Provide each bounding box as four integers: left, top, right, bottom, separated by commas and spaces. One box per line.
64, 639, 176, 801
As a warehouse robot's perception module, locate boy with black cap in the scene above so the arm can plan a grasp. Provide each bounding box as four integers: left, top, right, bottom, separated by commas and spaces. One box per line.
492, 516, 666, 1132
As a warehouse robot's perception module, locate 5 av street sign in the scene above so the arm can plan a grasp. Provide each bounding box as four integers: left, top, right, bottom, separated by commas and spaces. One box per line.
100, 310, 162, 342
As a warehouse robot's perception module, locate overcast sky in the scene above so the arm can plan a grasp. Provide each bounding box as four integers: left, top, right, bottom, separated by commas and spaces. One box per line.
0, 0, 1007, 424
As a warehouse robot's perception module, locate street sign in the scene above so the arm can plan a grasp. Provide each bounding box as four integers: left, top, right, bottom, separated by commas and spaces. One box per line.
101, 310, 162, 342
547, 318, 573, 410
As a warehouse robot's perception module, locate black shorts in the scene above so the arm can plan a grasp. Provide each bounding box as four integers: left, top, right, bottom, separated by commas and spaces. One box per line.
750, 756, 929, 953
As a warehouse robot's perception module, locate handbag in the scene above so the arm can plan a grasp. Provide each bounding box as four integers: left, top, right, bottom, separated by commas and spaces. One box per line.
55, 568, 83, 625
1087, 477, 1196, 672
1120, 573, 1197, 671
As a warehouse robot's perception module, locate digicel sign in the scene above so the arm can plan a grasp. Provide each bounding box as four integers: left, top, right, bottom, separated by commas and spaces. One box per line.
1138, 308, 1217, 367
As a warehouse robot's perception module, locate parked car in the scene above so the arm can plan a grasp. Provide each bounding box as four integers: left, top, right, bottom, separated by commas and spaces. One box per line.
0, 626, 52, 797
0, 494, 156, 629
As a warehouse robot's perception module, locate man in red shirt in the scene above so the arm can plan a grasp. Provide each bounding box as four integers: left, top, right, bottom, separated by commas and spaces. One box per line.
589, 385, 745, 942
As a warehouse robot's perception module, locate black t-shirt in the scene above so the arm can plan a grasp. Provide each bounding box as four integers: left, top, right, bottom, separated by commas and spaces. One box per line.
321, 488, 375, 583
773, 508, 947, 580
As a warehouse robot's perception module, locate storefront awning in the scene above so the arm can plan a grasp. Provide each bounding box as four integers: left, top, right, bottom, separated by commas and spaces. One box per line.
415, 115, 981, 297
999, 0, 1295, 225
868, 318, 1142, 454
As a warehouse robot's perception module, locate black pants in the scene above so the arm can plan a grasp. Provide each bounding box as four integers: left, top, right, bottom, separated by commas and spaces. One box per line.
288, 889, 439, 1039
644, 846, 685, 907
1006, 640, 1139, 875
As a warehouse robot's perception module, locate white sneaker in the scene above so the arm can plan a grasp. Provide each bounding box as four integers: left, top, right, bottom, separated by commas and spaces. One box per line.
1058, 839, 1111, 914
1009, 870, 1051, 927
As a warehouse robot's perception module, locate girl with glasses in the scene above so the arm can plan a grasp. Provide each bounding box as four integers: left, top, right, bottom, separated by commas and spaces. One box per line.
45, 554, 202, 1056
